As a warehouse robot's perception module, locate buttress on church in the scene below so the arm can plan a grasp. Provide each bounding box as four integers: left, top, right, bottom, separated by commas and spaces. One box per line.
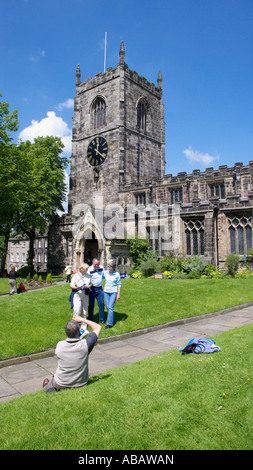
56, 41, 253, 272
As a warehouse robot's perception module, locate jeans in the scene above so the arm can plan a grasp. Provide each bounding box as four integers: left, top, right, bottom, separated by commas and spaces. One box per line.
88, 286, 104, 322
104, 292, 117, 326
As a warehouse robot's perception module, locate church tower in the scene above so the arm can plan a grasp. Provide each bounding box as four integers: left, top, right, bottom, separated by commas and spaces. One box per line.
68, 41, 165, 213
58, 40, 253, 272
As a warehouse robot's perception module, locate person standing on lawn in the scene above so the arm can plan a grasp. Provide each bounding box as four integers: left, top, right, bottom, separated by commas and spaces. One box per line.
42, 316, 101, 392
104, 259, 121, 329
64, 264, 72, 283
70, 263, 92, 338
87, 258, 105, 324
8, 266, 18, 295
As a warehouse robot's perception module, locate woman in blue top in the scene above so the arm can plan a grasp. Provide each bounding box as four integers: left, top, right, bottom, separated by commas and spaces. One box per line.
104, 259, 121, 328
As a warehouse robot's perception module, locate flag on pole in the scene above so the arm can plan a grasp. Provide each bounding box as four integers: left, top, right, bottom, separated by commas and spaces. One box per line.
104, 31, 107, 73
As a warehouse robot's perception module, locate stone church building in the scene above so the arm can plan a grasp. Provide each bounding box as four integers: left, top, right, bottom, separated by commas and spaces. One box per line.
57, 41, 253, 272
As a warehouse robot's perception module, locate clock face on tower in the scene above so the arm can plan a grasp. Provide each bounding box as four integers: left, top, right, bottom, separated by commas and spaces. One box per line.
87, 136, 108, 167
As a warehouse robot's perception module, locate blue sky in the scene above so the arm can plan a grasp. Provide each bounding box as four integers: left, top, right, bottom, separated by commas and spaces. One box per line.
1, 0, 253, 178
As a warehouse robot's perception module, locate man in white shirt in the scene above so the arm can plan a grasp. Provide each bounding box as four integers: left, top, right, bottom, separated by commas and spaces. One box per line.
87, 258, 105, 323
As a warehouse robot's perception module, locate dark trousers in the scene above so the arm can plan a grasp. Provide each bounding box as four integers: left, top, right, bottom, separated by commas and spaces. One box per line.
88, 286, 104, 322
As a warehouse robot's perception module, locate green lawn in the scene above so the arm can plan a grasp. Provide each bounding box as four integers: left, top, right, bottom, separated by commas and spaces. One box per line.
0, 324, 252, 450
0, 276, 64, 295
1, 278, 253, 360
0, 278, 10, 295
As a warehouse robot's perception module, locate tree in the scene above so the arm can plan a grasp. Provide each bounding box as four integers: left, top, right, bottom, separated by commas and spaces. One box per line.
0, 93, 19, 275
15, 136, 69, 270
126, 237, 157, 267
225, 253, 239, 277
0, 93, 18, 144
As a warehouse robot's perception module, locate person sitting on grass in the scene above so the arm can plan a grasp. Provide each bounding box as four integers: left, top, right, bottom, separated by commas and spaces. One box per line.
42, 316, 101, 393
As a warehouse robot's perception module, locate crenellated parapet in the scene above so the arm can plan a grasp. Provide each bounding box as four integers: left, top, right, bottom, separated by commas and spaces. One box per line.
119, 161, 253, 212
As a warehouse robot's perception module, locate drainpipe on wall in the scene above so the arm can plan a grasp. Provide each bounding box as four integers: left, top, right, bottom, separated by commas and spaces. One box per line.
213, 204, 219, 269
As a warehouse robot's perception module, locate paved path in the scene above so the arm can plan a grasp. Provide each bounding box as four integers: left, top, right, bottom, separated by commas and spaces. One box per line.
1, 303, 253, 402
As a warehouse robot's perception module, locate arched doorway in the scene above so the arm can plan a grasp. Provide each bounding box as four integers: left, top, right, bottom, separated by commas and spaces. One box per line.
83, 232, 100, 265
72, 209, 104, 268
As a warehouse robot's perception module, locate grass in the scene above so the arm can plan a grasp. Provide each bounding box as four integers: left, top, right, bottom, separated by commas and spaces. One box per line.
0, 278, 10, 295
0, 324, 252, 450
0, 276, 64, 295
1, 277, 253, 360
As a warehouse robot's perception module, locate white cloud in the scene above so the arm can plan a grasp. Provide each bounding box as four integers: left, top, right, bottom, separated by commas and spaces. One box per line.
18, 111, 72, 154
55, 98, 74, 112
183, 146, 219, 167
29, 50, 46, 62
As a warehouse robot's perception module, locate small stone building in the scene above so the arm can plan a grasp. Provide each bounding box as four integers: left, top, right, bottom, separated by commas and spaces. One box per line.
8, 235, 48, 273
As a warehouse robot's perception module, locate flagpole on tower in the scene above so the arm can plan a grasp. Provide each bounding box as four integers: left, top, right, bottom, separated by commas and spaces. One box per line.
104, 31, 107, 73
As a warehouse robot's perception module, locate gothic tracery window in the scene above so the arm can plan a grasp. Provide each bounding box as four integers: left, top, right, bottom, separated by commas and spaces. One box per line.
228, 215, 252, 255
184, 219, 205, 256
93, 97, 106, 129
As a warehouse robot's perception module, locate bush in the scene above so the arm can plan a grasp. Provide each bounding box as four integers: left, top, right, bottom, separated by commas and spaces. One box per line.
126, 237, 155, 267
210, 270, 224, 279
203, 263, 217, 277
17, 266, 36, 279
225, 253, 239, 277
46, 273, 53, 283
246, 248, 253, 262
186, 270, 201, 279
130, 271, 143, 279
140, 258, 160, 277
235, 265, 253, 278
33, 273, 38, 281
163, 271, 174, 279
159, 253, 185, 273
184, 256, 207, 274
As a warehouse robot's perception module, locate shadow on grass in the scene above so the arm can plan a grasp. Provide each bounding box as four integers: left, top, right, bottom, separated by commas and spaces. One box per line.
93, 311, 128, 326
88, 374, 112, 386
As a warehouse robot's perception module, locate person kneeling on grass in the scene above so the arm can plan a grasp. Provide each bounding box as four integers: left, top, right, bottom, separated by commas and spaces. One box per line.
42, 317, 101, 394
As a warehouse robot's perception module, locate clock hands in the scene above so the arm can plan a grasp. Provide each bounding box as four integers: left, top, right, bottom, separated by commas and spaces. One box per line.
95, 147, 106, 159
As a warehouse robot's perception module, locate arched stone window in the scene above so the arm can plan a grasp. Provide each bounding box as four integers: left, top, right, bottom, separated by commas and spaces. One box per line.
92, 97, 106, 129
137, 99, 148, 131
